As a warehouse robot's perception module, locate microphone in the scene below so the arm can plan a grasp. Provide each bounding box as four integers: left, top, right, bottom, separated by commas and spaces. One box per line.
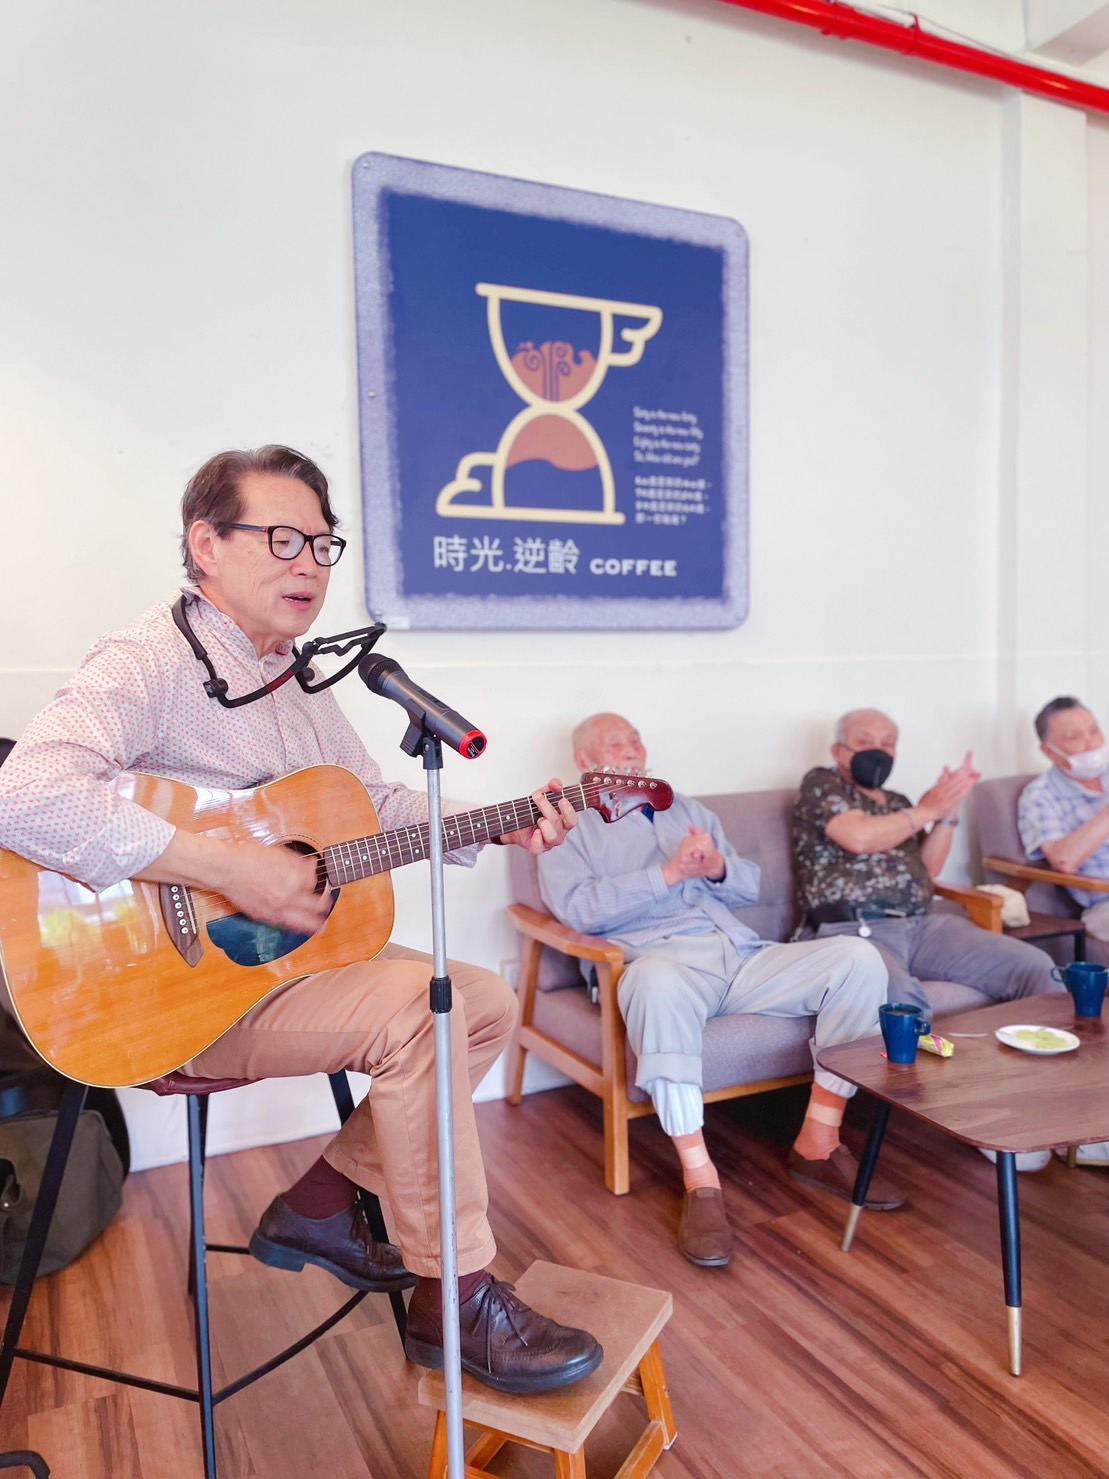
358, 654, 487, 760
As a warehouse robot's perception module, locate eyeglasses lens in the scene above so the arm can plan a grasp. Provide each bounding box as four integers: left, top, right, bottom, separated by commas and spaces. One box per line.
268, 527, 344, 566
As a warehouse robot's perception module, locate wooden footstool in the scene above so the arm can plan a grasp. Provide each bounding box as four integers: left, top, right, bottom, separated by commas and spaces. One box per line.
418, 1261, 676, 1479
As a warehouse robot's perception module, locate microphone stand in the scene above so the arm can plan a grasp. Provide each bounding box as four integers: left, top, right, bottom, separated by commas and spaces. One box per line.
397, 717, 465, 1479
174, 615, 468, 1473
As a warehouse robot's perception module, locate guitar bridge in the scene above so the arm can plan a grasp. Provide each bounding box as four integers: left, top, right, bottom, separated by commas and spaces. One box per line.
160, 883, 203, 966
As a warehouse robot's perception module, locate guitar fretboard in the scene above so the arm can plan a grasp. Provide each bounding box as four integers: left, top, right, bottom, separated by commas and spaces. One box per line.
321, 781, 590, 887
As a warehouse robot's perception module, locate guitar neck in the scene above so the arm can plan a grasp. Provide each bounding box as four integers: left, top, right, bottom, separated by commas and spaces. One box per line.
323, 781, 589, 886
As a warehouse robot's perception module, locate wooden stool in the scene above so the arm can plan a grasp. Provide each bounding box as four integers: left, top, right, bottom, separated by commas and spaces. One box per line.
418, 1261, 676, 1479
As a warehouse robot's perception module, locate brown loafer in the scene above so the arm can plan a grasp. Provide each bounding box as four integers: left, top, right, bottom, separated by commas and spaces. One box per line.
677, 1186, 733, 1267
248, 1195, 417, 1292
405, 1273, 604, 1395
788, 1146, 905, 1211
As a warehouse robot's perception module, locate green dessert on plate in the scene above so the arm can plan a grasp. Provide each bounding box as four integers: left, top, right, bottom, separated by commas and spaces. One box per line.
1014, 1028, 1069, 1051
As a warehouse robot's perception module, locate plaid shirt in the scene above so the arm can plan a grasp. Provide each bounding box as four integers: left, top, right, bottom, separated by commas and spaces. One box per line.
1017, 766, 1109, 907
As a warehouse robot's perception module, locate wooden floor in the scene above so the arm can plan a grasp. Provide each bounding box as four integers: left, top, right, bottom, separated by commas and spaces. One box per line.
4, 1082, 1109, 1478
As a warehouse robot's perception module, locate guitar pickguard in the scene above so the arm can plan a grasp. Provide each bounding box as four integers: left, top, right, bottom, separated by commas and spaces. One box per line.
206, 900, 337, 967
199, 839, 338, 968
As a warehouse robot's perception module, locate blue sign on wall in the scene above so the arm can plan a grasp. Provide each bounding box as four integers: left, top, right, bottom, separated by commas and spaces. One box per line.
352, 153, 748, 629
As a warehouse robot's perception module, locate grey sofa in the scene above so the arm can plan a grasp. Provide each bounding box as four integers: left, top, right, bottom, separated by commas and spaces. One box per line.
505, 786, 1000, 1194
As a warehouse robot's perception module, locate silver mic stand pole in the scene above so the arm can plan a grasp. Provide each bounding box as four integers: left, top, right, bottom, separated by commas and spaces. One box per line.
405, 722, 465, 1479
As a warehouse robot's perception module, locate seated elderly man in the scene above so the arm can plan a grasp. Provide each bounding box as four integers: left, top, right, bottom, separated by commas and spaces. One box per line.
1018, 696, 1109, 944
793, 708, 1055, 1006
1017, 697, 1109, 1169
537, 713, 901, 1272
793, 709, 1058, 1172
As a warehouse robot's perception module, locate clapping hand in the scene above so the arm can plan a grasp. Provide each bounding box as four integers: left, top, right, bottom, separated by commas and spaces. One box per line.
918, 750, 980, 824
662, 826, 726, 886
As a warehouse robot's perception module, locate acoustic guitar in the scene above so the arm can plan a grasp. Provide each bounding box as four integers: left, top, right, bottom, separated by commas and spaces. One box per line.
0, 765, 672, 1088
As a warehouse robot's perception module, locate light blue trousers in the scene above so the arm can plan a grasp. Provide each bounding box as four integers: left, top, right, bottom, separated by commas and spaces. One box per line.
618, 932, 889, 1133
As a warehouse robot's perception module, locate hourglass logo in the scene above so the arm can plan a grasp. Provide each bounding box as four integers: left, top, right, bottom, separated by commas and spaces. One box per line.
436, 283, 663, 526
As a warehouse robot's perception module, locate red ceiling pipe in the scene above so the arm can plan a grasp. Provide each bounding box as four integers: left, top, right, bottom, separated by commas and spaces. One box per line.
713, 0, 1109, 115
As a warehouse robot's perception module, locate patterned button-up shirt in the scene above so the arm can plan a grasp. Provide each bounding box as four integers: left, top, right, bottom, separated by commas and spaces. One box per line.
1018, 766, 1109, 907
0, 589, 478, 892
792, 766, 933, 916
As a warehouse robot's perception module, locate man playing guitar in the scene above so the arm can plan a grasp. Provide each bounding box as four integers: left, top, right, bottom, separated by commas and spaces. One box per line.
0, 444, 602, 1396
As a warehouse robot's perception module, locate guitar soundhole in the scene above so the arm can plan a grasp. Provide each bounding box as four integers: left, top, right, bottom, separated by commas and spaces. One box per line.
206, 840, 338, 968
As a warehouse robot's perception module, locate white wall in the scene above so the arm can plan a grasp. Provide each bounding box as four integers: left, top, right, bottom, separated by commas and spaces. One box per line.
1, 0, 1104, 1168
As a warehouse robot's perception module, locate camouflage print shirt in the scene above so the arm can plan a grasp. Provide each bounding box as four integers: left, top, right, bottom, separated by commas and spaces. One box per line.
791, 766, 933, 916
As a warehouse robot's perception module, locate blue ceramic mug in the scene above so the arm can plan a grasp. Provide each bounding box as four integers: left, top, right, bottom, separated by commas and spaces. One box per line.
879, 1003, 931, 1064
1052, 961, 1109, 1019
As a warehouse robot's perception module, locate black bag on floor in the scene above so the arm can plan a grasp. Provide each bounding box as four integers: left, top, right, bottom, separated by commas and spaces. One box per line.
0, 1106, 125, 1283
0, 1018, 129, 1285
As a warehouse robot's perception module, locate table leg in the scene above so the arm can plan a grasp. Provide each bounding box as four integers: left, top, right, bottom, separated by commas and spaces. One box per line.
841, 1100, 891, 1252
996, 1151, 1022, 1377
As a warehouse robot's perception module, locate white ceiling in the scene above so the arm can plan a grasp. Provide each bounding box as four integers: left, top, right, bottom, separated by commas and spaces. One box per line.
886, 1, 1109, 79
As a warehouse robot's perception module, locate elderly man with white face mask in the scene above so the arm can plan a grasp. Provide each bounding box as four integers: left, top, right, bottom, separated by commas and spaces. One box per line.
1018, 698, 1109, 1170
1019, 697, 1109, 943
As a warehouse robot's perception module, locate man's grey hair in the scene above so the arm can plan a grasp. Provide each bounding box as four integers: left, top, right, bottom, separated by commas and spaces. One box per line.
833, 708, 896, 746
1034, 696, 1085, 743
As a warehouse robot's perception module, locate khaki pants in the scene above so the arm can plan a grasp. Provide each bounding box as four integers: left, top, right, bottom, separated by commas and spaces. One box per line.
187, 944, 517, 1278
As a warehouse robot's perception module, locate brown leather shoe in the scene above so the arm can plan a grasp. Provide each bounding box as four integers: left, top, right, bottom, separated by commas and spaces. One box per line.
788, 1146, 905, 1211
405, 1274, 604, 1394
248, 1195, 417, 1292
677, 1187, 733, 1267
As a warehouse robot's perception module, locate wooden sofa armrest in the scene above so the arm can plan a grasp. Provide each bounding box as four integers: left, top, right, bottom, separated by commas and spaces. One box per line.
505, 901, 634, 1193
934, 880, 1003, 932
506, 902, 625, 968
981, 856, 1109, 896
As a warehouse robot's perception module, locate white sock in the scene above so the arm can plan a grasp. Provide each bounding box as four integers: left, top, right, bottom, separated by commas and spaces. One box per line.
643, 1078, 703, 1138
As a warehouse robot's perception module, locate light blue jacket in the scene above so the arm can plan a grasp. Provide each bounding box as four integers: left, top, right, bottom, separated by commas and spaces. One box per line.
536, 791, 764, 956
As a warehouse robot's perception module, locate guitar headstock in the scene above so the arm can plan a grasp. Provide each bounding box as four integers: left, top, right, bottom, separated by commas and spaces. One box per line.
579, 770, 674, 823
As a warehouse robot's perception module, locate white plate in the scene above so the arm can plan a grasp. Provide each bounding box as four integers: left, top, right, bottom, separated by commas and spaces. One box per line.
995, 1024, 1080, 1056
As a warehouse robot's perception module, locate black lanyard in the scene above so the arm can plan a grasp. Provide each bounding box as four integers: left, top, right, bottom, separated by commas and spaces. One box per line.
171, 595, 386, 709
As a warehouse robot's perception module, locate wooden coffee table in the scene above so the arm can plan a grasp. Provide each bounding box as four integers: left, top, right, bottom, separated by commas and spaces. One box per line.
817, 993, 1109, 1377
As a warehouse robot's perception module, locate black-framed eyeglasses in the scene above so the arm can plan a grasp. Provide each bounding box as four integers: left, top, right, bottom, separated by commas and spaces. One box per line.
226, 523, 347, 567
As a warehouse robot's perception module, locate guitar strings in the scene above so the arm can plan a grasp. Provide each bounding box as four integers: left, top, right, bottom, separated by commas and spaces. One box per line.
203, 776, 658, 918
320, 778, 627, 886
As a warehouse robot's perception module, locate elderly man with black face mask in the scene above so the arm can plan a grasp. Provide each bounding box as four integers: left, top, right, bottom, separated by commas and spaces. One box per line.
792, 709, 1055, 1015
